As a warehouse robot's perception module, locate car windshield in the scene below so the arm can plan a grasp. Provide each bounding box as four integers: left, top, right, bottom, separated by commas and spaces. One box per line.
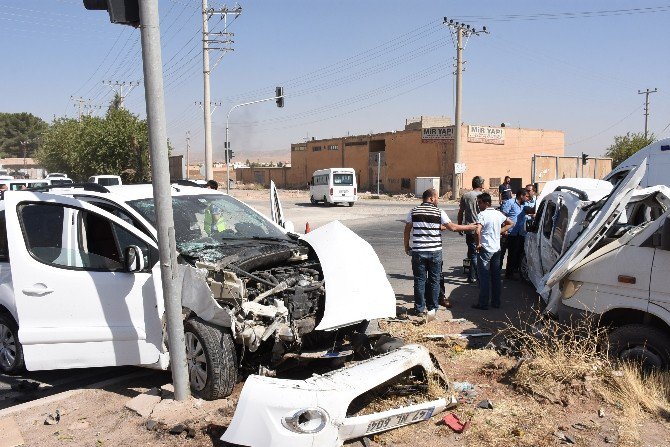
98, 177, 120, 186
126, 194, 289, 252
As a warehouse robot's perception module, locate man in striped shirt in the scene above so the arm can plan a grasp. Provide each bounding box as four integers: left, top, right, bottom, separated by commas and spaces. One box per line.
403, 189, 477, 316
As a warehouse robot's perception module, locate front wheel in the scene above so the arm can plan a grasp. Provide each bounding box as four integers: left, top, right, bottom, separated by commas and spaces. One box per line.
310, 195, 317, 205
348, 202, 354, 207
607, 324, 670, 370
0, 313, 24, 375
184, 317, 238, 400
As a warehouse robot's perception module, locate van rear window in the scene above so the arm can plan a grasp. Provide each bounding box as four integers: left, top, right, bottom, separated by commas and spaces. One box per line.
333, 174, 353, 186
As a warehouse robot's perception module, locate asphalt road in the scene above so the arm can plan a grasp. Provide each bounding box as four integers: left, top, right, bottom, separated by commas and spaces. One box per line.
0, 194, 538, 409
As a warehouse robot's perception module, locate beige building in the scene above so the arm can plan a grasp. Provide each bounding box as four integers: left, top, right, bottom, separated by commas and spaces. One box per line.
286, 117, 565, 196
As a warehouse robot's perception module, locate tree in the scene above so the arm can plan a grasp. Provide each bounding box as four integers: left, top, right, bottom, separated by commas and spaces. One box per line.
37, 108, 151, 183
0, 112, 47, 159
107, 93, 123, 113
605, 132, 655, 167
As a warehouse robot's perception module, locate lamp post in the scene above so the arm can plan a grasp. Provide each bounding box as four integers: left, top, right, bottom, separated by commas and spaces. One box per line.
225, 88, 284, 194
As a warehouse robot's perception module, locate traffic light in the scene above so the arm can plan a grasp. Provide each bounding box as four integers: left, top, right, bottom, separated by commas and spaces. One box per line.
83, 0, 140, 27
225, 149, 234, 162
581, 153, 588, 165
275, 86, 284, 108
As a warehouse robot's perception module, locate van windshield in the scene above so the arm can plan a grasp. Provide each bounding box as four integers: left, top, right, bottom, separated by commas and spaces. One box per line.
98, 178, 120, 186
333, 174, 354, 186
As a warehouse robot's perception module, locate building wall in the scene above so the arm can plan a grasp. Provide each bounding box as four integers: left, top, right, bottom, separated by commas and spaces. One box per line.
287, 124, 565, 195
235, 167, 290, 188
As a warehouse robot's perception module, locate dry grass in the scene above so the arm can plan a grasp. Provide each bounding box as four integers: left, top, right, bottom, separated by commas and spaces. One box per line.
497, 312, 670, 446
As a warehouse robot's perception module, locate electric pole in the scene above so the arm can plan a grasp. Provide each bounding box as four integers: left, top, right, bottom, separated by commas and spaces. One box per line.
443, 17, 487, 199
202, 1, 242, 180
186, 131, 191, 180
103, 80, 140, 109
70, 96, 88, 121
638, 88, 657, 139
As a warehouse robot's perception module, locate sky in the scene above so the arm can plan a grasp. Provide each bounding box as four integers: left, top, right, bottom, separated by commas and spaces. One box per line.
1, 0, 669, 162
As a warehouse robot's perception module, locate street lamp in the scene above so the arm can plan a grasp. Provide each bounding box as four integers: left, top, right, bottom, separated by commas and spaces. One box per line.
225, 87, 284, 193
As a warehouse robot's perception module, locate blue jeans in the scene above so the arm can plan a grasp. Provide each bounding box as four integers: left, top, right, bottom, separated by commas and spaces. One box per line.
411, 250, 442, 312
477, 250, 501, 308
465, 233, 478, 281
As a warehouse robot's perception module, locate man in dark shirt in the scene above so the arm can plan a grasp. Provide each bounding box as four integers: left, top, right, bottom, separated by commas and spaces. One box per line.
458, 176, 484, 283
498, 176, 512, 206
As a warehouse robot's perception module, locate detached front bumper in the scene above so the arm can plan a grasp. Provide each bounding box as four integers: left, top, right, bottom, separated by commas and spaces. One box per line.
221, 344, 451, 447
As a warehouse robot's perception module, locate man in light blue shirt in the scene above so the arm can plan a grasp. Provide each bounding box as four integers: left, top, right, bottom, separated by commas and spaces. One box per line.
504, 189, 531, 278
473, 193, 514, 310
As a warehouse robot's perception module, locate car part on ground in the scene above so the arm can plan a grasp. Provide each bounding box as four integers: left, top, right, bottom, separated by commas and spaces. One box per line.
221, 344, 453, 447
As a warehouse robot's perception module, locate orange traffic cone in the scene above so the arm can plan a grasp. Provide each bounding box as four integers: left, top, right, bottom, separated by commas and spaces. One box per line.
305, 222, 311, 233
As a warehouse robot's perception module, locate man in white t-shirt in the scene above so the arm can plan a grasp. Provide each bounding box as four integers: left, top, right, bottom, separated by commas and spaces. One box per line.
472, 192, 513, 310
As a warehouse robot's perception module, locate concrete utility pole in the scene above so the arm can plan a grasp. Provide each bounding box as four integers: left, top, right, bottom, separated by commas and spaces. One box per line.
202, 1, 242, 180
443, 17, 487, 199
186, 131, 191, 180
139, 0, 191, 401
638, 88, 658, 139
103, 80, 140, 109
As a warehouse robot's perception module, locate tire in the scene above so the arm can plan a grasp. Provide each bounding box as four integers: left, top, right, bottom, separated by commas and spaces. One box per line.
607, 324, 670, 370
323, 195, 328, 205
184, 317, 237, 400
0, 313, 25, 375
310, 195, 316, 205
348, 202, 354, 207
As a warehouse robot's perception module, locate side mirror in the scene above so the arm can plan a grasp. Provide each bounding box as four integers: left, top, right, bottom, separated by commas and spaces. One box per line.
662, 217, 670, 251
125, 245, 146, 272
283, 220, 295, 233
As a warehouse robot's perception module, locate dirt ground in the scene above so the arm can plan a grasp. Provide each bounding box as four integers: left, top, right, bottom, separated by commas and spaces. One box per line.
5, 311, 669, 447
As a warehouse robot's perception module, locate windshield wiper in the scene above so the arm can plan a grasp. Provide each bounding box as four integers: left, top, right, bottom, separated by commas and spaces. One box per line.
251, 236, 291, 242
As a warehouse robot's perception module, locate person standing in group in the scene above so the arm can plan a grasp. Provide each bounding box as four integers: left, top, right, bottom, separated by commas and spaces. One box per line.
472, 193, 514, 310
498, 176, 512, 206
458, 175, 485, 283
403, 189, 476, 317
504, 189, 531, 279
499, 188, 528, 273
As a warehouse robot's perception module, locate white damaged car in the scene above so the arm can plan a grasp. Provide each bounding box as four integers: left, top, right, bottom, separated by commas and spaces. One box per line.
0, 182, 449, 444
530, 163, 670, 368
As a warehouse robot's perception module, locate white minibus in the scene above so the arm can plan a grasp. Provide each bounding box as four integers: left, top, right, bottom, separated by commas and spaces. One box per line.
310, 168, 358, 206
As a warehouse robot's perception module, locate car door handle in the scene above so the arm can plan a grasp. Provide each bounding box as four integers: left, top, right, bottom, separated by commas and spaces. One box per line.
22, 285, 54, 296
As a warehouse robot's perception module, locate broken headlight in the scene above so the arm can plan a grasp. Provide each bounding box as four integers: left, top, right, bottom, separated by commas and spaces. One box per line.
560, 279, 583, 299
281, 408, 329, 434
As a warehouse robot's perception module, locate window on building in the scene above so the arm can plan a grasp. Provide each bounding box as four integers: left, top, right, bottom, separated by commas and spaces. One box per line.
327, 145, 339, 151
401, 178, 411, 190
312, 146, 322, 152
344, 141, 367, 147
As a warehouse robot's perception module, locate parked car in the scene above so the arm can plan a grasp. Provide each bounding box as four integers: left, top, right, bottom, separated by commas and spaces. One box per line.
0, 183, 402, 402
45, 173, 69, 179
88, 175, 122, 186
310, 168, 358, 206
0, 179, 50, 191
530, 163, 670, 368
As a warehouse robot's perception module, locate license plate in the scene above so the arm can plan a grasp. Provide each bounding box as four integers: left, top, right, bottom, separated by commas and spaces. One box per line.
339, 189, 347, 194
365, 407, 434, 434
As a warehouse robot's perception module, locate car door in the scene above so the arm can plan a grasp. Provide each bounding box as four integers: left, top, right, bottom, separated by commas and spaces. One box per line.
524, 201, 545, 288
538, 199, 558, 275
5, 191, 164, 371
650, 221, 670, 314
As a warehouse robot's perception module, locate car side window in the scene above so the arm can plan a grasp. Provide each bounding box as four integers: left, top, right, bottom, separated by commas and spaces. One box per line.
542, 201, 557, 239
551, 205, 569, 253
20, 203, 153, 272
0, 211, 8, 262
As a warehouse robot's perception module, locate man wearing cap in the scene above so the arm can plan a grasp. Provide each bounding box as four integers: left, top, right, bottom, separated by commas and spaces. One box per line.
458, 175, 484, 283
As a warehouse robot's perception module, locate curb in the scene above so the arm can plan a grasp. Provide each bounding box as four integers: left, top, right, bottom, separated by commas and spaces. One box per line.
0, 369, 155, 418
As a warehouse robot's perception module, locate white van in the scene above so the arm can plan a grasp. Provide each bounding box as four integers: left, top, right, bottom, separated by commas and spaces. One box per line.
310, 168, 357, 206
604, 137, 670, 188
88, 175, 122, 186
538, 163, 670, 368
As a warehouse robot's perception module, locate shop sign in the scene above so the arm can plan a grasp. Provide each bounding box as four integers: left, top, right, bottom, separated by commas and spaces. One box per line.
421, 126, 455, 141
467, 125, 505, 144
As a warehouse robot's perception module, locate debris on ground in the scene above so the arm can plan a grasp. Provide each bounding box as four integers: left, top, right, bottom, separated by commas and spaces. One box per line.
476, 399, 494, 409
442, 413, 470, 433
43, 409, 60, 425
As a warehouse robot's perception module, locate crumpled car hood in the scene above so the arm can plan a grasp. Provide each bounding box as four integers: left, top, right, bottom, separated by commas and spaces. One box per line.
300, 220, 396, 330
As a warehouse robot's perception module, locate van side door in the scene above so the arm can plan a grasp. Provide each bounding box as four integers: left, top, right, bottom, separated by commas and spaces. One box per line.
5, 192, 163, 371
